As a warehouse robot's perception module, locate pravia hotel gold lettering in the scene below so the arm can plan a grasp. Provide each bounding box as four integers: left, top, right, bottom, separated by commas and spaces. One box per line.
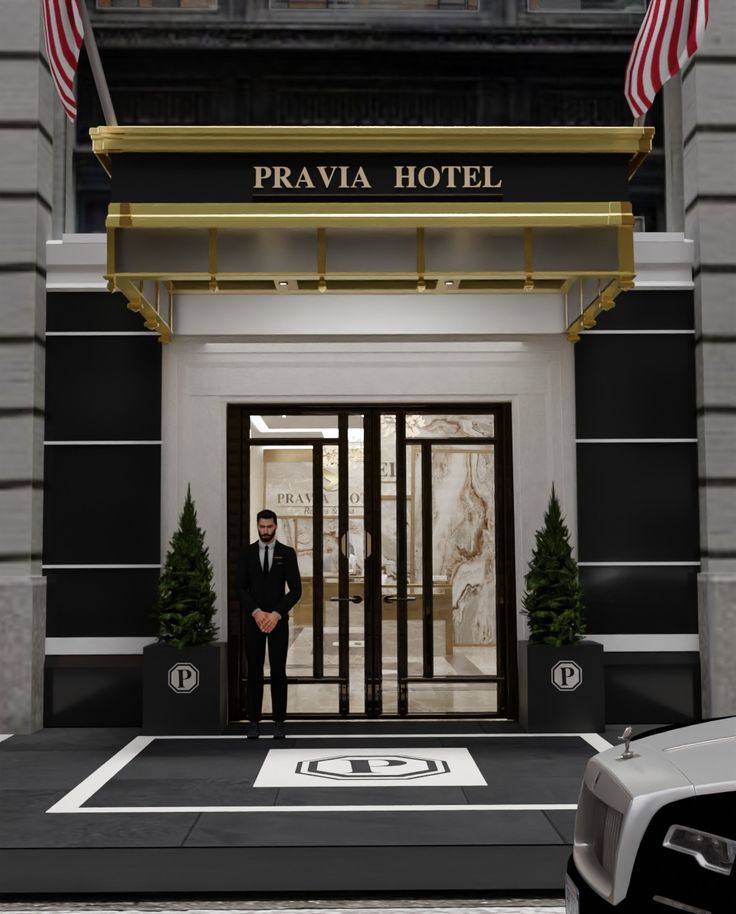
253, 164, 502, 191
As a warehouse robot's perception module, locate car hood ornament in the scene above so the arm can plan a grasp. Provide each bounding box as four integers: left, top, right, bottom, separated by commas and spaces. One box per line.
617, 725, 638, 760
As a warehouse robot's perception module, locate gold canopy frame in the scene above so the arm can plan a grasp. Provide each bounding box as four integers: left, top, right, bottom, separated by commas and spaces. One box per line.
91, 126, 653, 344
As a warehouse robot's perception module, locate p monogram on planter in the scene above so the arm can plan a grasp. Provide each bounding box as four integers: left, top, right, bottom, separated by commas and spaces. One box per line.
517, 640, 604, 733
143, 641, 227, 735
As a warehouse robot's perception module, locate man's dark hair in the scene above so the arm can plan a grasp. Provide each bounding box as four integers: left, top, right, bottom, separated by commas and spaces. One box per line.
257, 509, 278, 523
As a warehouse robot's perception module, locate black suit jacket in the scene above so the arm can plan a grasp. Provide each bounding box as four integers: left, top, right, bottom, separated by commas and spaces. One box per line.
237, 540, 302, 619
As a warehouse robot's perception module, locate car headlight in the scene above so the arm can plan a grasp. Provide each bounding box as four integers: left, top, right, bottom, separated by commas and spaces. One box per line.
663, 824, 736, 875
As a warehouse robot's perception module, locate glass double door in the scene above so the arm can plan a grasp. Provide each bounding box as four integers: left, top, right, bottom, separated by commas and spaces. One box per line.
228, 406, 516, 718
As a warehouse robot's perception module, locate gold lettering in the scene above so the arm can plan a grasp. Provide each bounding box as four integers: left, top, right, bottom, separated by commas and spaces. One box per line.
294, 167, 315, 189
394, 165, 416, 189
272, 166, 293, 189
253, 166, 272, 189
418, 166, 440, 189
338, 166, 350, 189
352, 166, 371, 189
462, 165, 482, 189
317, 165, 338, 188
483, 165, 502, 189
440, 165, 462, 188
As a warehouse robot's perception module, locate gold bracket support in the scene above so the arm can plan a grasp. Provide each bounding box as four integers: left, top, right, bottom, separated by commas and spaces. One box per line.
208, 228, 218, 291
317, 227, 327, 293
566, 278, 624, 343
523, 227, 534, 291
105, 228, 117, 293
416, 227, 426, 292
115, 276, 173, 343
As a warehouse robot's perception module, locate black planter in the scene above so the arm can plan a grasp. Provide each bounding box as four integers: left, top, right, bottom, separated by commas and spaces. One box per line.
517, 639, 604, 733
142, 641, 227, 735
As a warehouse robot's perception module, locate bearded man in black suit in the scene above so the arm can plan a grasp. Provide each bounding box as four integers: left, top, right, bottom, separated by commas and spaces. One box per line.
237, 509, 301, 739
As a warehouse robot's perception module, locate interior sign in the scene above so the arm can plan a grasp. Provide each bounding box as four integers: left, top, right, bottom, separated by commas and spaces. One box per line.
252, 163, 503, 193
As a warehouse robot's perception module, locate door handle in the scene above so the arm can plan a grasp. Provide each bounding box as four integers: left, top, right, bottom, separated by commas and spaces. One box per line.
383, 595, 417, 603
330, 595, 363, 604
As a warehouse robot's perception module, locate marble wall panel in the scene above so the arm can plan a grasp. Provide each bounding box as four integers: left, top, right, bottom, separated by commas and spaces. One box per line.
405, 414, 495, 438
431, 447, 496, 645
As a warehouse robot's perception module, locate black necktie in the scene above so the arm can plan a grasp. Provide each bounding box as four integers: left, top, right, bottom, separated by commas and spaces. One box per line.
263, 545, 269, 576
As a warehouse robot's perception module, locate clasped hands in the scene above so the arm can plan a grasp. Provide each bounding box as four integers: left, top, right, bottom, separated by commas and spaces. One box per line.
253, 609, 280, 633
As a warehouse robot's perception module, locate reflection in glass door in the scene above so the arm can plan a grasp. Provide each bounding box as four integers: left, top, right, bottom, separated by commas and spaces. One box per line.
226, 406, 515, 718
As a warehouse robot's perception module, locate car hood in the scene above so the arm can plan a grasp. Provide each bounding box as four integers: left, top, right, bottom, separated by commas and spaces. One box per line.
592, 718, 736, 799
648, 723, 736, 793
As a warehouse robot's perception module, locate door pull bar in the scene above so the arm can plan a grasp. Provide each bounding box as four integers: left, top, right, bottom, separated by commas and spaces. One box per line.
330, 595, 363, 604
383, 595, 417, 603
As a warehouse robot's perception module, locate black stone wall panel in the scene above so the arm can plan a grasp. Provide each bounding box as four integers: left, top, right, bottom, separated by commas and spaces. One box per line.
588, 289, 694, 331
576, 443, 699, 562
580, 565, 698, 635
47, 292, 144, 332
45, 337, 161, 441
43, 444, 161, 565
46, 569, 159, 637
575, 335, 696, 439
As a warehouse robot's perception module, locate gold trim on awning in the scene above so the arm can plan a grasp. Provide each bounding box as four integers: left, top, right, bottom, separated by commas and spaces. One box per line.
91, 125, 654, 178
107, 201, 635, 230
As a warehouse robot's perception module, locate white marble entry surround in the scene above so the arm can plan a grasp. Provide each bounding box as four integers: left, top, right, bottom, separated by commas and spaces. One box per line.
161, 335, 577, 645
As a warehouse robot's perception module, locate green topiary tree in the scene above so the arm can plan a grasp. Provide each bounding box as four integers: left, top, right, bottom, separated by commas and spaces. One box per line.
522, 485, 586, 647
154, 485, 218, 649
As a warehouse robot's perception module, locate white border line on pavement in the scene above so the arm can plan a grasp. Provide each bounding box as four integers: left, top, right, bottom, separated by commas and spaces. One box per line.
47, 732, 612, 815
0, 735, 13, 745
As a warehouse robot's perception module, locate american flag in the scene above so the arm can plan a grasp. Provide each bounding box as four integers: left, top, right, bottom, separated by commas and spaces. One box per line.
42, 0, 84, 122
625, 0, 710, 119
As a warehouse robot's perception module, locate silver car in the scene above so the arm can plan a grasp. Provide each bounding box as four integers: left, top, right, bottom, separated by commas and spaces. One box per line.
566, 717, 736, 914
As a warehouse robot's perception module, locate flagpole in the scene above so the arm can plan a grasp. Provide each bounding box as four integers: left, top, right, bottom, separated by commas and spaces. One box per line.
77, 0, 118, 126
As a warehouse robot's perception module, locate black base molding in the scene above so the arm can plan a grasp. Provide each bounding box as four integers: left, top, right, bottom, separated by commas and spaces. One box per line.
0, 845, 569, 894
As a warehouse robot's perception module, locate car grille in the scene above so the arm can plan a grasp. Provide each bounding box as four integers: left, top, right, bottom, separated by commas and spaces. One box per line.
582, 783, 624, 875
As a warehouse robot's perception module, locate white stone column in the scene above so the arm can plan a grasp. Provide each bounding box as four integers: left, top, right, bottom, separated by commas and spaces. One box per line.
0, 0, 53, 732
682, 0, 736, 716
